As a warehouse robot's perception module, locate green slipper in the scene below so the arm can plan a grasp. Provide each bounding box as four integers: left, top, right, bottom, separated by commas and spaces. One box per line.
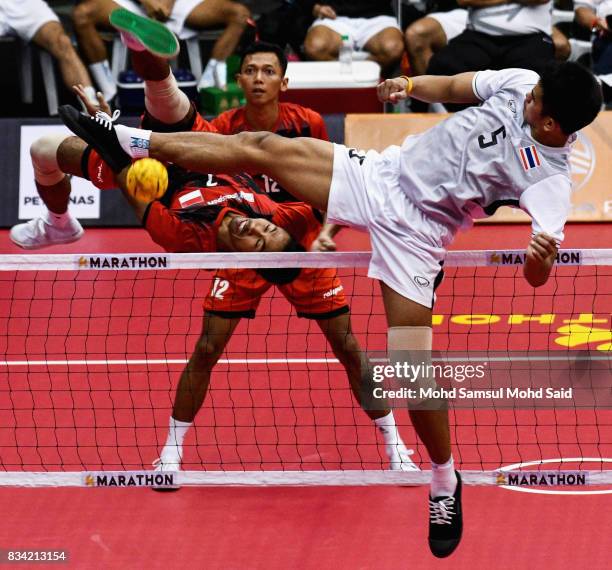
109, 8, 180, 59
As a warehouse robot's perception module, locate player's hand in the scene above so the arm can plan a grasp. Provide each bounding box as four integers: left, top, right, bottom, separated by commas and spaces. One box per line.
313, 4, 337, 19
310, 232, 337, 252
141, 0, 172, 21
526, 232, 557, 263
377, 77, 411, 104
72, 84, 112, 116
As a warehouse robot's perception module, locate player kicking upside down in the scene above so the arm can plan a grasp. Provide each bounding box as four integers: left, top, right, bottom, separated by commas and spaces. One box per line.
57, 11, 603, 557
10, 13, 418, 480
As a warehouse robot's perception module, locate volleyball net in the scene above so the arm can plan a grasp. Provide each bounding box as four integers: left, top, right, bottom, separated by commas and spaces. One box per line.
0, 249, 610, 488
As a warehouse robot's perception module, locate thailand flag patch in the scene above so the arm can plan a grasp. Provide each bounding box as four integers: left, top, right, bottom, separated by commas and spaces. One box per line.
518, 145, 541, 171
179, 189, 205, 208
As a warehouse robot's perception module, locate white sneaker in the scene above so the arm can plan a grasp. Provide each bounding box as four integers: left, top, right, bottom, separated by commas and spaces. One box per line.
10, 216, 84, 249
387, 443, 420, 472
152, 455, 181, 491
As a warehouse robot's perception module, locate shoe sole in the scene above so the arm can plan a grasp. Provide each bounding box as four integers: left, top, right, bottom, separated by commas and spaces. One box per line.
110, 9, 179, 59
9, 228, 84, 250
59, 105, 126, 173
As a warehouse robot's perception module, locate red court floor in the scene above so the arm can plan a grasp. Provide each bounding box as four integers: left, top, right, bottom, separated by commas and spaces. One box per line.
0, 223, 610, 569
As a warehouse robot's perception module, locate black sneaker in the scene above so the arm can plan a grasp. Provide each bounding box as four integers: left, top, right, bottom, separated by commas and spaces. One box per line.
428, 470, 463, 558
58, 104, 131, 173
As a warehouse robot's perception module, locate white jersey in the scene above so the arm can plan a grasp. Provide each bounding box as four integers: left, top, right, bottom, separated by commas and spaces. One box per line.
397, 68, 573, 245
467, 2, 552, 36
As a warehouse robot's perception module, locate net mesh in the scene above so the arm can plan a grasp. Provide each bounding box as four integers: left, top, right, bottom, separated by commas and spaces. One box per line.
0, 250, 610, 487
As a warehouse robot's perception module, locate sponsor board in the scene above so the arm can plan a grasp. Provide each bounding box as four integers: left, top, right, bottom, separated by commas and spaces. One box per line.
76, 255, 169, 270
84, 471, 177, 488
19, 126, 100, 219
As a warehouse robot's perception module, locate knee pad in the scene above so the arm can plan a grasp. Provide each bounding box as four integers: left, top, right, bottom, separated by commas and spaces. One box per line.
145, 72, 191, 125
30, 133, 70, 186
388, 326, 432, 351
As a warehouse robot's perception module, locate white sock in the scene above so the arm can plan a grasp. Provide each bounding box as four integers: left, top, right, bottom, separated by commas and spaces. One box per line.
214, 60, 227, 89
145, 72, 191, 124
198, 58, 218, 90
89, 60, 117, 101
115, 125, 152, 158
431, 456, 457, 498
45, 209, 72, 229
374, 411, 400, 446
162, 417, 192, 458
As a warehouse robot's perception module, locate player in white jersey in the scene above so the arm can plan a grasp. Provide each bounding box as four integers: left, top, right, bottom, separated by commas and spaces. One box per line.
59, 58, 602, 558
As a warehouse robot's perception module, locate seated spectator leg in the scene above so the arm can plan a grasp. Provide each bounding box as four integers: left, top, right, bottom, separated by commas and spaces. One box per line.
501, 33, 555, 75
363, 27, 405, 75
31, 21, 97, 103
186, 0, 251, 89
304, 25, 343, 61
72, 0, 121, 101
405, 16, 448, 77
552, 26, 571, 61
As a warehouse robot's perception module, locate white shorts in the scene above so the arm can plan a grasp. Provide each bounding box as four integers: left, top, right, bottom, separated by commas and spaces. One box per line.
0, 0, 59, 41
113, 0, 202, 37
429, 9, 468, 43
310, 15, 401, 51
326, 144, 450, 309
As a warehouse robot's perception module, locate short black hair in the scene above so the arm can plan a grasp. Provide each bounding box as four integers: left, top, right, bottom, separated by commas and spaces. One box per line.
256, 239, 304, 285
539, 61, 602, 135
239, 41, 288, 76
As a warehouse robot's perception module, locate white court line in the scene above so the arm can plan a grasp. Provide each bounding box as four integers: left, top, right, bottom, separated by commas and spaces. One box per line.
0, 355, 609, 367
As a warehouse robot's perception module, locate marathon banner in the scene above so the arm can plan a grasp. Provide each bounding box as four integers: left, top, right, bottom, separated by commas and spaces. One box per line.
345, 111, 612, 222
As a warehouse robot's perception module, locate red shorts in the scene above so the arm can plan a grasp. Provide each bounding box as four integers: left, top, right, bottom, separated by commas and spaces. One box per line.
204, 267, 349, 319
84, 107, 214, 189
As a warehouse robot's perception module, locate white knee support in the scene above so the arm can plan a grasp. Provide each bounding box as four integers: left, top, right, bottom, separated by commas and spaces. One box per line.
388, 326, 436, 399
145, 72, 191, 124
30, 133, 70, 186
388, 326, 432, 351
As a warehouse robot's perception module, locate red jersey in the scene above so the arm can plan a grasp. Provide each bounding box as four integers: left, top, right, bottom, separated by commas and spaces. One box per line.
143, 168, 322, 253
211, 102, 329, 203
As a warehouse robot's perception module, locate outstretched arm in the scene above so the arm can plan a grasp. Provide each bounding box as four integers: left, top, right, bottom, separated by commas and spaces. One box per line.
377, 73, 480, 105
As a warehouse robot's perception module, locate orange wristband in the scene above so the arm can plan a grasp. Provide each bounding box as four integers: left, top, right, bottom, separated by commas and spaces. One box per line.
400, 75, 413, 94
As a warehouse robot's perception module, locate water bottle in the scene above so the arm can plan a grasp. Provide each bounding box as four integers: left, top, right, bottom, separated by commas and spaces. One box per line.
339, 35, 352, 74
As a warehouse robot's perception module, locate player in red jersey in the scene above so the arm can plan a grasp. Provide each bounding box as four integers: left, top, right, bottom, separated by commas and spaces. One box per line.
212, 42, 330, 205
14, 18, 418, 480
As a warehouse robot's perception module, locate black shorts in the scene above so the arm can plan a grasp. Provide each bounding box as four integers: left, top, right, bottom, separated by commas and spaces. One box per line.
427, 29, 555, 76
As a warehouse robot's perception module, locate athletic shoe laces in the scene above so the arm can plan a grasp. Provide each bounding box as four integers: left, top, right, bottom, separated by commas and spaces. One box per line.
93, 109, 121, 130
429, 496, 456, 525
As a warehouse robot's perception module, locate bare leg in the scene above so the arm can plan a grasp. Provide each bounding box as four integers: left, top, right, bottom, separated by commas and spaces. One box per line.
363, 27, 405, 73
146, 130, 334, 211
405, 17, 448, 77
185, 0, 251, 61
316, 313, 388, 421
172, 314, 241, 422
379, 282, 451, 465
304, 25, 343, 61
72, 0, 121, 64
32, 21, 94, 91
